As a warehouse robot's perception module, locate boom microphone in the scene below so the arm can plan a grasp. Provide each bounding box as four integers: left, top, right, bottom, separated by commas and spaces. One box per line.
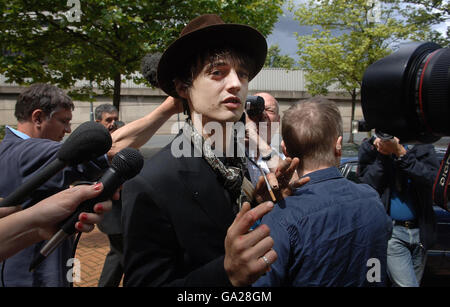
29, 147, 144, 271
0, 121, 112, 208
141, 52, 162, 88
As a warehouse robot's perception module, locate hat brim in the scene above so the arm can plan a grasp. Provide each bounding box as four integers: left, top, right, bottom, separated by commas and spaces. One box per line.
157, 23, 267, 97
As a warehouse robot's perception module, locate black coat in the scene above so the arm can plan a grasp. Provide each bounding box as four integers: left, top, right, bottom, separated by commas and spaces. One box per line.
121, 133, 236, 286
357, 137, 440, 249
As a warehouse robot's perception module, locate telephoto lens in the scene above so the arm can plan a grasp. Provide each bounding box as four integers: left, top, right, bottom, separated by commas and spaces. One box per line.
361, 42, 450, 143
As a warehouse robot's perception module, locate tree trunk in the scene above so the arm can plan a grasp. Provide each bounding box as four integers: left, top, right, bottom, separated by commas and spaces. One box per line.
113, 73, 121, 112
348, 89, 357, 144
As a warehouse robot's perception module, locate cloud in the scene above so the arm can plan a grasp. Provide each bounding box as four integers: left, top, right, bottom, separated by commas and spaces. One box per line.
268, 1, 448, 63
267, 12, 314, 62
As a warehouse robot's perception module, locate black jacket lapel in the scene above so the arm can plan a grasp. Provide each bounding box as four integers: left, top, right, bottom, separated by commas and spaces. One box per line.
177, 156, 236, 234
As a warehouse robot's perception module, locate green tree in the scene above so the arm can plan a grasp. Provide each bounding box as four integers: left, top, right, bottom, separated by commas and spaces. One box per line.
402, 0, 449, 47
0, 125, 5, 142
264, 44, 296, 68
291, 0, 432, 143
0, 0, 284, 111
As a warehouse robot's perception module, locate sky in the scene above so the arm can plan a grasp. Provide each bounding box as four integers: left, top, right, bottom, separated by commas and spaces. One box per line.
267, 1, 449, 63
267, 5, 306, 62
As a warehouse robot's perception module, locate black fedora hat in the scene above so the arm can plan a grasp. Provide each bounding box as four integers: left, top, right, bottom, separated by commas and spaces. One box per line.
157, 14, 267, 98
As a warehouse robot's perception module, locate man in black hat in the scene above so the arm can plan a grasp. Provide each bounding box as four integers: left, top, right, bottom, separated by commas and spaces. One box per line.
122, 14, 306, 287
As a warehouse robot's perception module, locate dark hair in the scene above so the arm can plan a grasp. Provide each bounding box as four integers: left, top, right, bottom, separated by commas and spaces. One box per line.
14, 83, 74, 122
95, 104, 118, 121
282, 97, 343, 167
175, 46, 256, 116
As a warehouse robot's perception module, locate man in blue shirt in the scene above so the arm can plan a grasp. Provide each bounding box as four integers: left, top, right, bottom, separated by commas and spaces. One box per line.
0, 83, 104, 287
254, 97, 392, 287
0, 83, 182, 286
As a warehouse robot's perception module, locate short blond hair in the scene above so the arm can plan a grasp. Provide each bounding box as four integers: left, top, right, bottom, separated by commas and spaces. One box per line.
282, 97, 343, 168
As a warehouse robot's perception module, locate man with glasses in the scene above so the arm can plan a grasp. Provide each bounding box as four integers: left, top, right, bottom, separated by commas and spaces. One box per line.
0, 83, 182, 286
0, 83, 87, 287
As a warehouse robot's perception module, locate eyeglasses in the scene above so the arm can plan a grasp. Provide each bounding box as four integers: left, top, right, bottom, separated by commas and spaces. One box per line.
48, 109, 72, 128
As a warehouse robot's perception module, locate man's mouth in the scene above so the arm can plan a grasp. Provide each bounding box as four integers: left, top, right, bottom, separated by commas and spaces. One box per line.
222, 97, 241, 109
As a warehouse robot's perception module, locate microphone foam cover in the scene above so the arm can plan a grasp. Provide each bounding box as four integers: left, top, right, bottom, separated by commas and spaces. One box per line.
141, 52, 162, 88
57, 121, 112, 165
111, 147, 144, 180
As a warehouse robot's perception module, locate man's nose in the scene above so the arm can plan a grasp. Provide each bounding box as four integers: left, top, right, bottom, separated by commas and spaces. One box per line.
226, 69, 242, 93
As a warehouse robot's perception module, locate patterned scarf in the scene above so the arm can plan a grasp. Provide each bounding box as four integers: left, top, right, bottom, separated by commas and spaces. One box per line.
183, 119, 247, 214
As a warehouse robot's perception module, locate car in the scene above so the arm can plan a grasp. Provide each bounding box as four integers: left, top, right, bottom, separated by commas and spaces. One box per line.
338, 153, 450, 277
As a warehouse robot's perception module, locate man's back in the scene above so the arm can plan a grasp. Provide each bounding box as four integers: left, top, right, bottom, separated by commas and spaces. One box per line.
254, 167, 392, 287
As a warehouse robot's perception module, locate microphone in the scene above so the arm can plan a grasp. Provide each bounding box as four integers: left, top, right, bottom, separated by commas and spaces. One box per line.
0, 122, 112, 208
29, 147, 144, 272
141, 52, 162, 88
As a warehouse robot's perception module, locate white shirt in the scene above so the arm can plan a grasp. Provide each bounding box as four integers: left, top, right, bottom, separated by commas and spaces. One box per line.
247, 147, 285, 186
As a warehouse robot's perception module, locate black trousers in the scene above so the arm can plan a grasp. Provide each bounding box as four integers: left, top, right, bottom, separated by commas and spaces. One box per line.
98, 234, 124, 287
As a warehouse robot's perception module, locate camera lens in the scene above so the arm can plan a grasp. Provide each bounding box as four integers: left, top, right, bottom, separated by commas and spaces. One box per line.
361, 42, 450, 143
245, 95, 265, 118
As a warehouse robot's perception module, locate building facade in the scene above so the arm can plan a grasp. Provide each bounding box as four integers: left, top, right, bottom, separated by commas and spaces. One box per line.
0, 68, 363, 135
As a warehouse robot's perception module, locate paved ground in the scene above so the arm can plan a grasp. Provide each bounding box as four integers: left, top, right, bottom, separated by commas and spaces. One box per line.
73, 227, 122, 287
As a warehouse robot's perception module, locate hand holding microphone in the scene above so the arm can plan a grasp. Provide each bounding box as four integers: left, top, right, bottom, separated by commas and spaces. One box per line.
29, 147, 144, 271
33, 183, 117, 240
0, 121, 112, 208
0, 184, 114, 262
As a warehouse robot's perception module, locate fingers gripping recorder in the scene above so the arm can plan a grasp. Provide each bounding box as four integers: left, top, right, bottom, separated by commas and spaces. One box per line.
29, 148, 144, 272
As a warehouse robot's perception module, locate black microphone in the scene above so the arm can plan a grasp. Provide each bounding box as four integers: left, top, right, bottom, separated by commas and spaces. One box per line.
0, 121, 112, 208
29, 147, 144, 272
141, 52, 162, 88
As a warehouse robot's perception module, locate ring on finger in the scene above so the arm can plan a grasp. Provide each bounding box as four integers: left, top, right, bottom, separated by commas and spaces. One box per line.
261, 255, 270, 266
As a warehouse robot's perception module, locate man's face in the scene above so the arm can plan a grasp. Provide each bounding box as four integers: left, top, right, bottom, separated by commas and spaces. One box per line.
97, 111, 119, 133
185, 59, 249, 126
40, 108, 72, 142
255, 93, 280, 145
259, 93, 280, 124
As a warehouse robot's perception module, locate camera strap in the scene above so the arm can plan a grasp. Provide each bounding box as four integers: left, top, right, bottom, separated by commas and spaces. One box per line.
433, 143, 450, 211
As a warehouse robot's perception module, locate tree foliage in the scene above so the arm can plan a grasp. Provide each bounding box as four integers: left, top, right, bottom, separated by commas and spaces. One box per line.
264, 44, 296, 68
0, 0, 284, 110
401, 0, 449, 47
290, 0, 444, 142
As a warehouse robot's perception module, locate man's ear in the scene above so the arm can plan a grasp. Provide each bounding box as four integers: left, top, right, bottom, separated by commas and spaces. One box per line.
174, 80, 189, 99
31, 109, 45, 126
335, 136, 343, 157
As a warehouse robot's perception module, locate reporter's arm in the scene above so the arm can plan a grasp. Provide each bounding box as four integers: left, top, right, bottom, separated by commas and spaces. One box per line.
108, 96, 182, 160
0, 204, 21, 219
0, 184, 112, 261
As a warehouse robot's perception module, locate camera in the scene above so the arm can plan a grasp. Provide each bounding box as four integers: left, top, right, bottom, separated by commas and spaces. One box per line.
352, 120, 394, 141
360, 41, 450, 210
360, 42, 450, 144
245, 95, 265, 119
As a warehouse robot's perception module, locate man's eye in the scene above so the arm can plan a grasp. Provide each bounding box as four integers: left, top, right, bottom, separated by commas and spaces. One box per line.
239, 71, 249, 79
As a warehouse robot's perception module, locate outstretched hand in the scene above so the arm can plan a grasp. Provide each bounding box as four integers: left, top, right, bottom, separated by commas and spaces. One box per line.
30, 183, 115, 240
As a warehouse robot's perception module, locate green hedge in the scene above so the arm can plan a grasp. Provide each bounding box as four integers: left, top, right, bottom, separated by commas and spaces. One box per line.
0, 125, 5, 142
